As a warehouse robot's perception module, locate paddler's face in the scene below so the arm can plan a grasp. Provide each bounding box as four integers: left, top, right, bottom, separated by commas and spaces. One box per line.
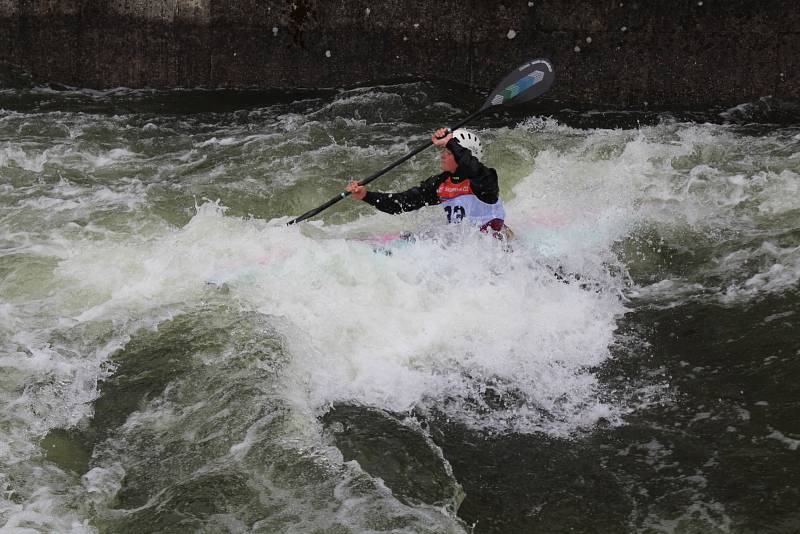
440, 149, 457, 173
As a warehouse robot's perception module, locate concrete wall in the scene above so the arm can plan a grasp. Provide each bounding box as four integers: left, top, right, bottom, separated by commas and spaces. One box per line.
1, 0, 797, 108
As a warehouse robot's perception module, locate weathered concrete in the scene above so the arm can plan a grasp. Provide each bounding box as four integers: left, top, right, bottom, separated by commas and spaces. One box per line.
0, 0, 797, 108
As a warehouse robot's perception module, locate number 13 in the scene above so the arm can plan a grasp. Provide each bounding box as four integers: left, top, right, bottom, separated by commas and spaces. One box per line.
444, 205, 465, 223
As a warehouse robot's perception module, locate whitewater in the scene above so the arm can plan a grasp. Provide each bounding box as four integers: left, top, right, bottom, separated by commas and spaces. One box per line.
1, 83, 798, 532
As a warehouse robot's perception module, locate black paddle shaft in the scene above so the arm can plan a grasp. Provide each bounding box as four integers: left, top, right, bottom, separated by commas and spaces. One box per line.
287, 58, 554, 225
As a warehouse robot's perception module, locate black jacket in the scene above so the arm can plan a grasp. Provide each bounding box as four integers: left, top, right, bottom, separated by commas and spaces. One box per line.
362, 138, 499, 214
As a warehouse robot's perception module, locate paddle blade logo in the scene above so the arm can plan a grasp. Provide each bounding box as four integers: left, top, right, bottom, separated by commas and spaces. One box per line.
491, 70, 545, 106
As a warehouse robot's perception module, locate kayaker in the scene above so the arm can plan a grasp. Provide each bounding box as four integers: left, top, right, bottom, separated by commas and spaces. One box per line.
346, 128, 511, 239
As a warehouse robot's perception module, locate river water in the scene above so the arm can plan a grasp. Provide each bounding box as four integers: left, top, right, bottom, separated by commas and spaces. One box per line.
1, 81, 798, 533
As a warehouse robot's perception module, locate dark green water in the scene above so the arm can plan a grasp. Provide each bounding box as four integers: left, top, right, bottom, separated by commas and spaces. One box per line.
1, 82, 798, 533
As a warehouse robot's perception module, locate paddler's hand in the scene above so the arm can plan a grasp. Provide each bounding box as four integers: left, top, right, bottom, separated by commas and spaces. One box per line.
346, 180, 367, 200
431, 127, 452, 147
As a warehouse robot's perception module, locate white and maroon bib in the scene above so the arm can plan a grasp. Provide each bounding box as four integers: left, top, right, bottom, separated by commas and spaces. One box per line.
437, 177, 505, 228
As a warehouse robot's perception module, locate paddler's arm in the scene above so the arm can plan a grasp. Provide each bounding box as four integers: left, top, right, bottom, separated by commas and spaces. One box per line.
447, 138, 500, 204
346, 177, 440, 214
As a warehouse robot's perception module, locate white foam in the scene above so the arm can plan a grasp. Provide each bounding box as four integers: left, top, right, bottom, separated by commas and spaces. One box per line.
756, 169, 800, 215
44, 200, 629, 436
0, 145, 48, 172
503, 119, 800, 305
2, 101, 798, 530
197, 136, 240, 147
720, 242, 800, 301
85, 147, 139, 168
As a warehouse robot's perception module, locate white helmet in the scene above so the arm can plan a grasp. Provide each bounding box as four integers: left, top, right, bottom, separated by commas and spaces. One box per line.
451, 129, 483, 160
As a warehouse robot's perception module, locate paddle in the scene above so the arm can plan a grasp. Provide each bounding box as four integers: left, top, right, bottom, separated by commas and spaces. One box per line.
287, 58, 554, 225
